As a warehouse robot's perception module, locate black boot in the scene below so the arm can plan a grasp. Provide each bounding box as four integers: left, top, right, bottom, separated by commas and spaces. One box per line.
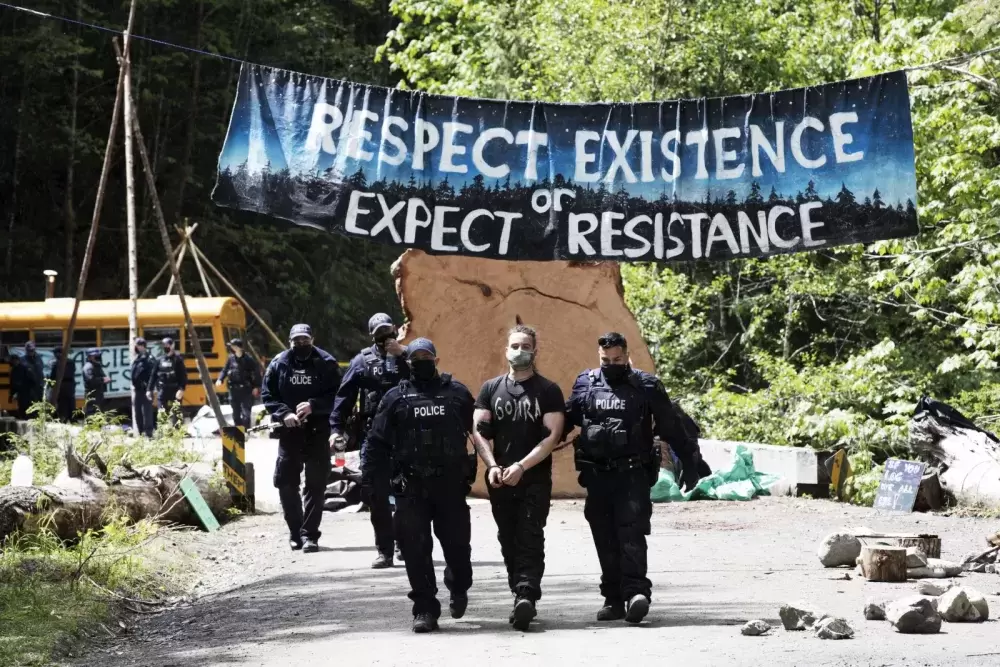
512, 598, 536, 631
289, 538, 303, 551
302, 538, 319, 553
371, 552, 393, 569
412, 613, 438, 633
597, 600, 625, 621
625, 594, 650, 624
449, 595, 468, 619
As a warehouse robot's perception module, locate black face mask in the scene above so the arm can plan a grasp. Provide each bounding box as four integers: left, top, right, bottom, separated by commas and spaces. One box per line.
601, 363, 630, 384
163, 346, 173, 355
293, 344, 313, 360
410, 359, 437, 382
374, 332, 396, 348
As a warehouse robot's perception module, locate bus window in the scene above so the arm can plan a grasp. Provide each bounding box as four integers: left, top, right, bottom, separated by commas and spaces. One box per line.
192, 326, 216, 357
72, 329, 98, 348
144, 327, 181, 356
0, 330, 29, 362
33, 329, 64, 351
100, 328, 130, 347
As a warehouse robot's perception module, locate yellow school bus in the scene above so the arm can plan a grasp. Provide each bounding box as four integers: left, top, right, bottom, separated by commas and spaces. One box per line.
0, 295, 252, 414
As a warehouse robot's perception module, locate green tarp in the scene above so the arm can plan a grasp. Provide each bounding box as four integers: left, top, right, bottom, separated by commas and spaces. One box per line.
651, 444, 781, 502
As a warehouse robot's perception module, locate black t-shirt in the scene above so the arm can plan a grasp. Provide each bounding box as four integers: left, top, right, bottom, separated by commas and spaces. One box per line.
475, 373, 565, 483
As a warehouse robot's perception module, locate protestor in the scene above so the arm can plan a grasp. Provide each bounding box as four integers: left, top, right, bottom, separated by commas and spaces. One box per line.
147, 337, 187, 427
262, 324, 342, 552
216, 338, 262, 430
364, 338, 476, 633
82, 348, 109, 416
565, 332, 702, 624
472, 325, 565, 630
330, 313, 409, 568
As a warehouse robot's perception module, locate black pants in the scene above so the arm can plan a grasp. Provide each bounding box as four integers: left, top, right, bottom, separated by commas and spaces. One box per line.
133, 391, 154, 436
488, 478, 551, 601
84, 393, 105, 417
157, 388, 182, 427
274, 425, 330, 543
55, 390, 76, 423
361, 438, 398, 557
396, 476, 472, 618
582, 467, 653, 604
229, 387, 253, 429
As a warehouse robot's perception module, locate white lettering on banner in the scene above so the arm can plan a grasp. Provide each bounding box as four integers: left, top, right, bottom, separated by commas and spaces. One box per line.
596, 398, 626, 411
493, 396, 541, 423
415, 405, 445, 417
13, 345, 134, 399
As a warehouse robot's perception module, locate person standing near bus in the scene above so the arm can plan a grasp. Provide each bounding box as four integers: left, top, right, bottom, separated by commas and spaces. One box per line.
147, 337, 187, 427
15, 342, 45, 418
82, 348, 110, 416
48, 347, 77, 422
216, 338, 261, 430
130, 338, 156, 437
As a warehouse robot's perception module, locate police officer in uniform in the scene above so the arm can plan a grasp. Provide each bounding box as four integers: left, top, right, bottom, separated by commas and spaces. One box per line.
82, 348, 109, 416
365, 338, 475, 633
48, 347, 77, 422
130, 338, 156, 437
262, 324, 341, 552
16, 342, 45, 417
147, 337, 187, 427
566, 332, 702, 625
331, 313, 409, 569
216, 338, 262, 430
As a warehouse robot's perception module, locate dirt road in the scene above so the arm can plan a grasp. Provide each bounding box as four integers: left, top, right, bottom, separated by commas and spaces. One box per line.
72, 497, 1000, 667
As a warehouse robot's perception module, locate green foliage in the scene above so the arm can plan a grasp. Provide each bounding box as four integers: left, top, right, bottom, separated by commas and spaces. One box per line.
839, 450, 885, 507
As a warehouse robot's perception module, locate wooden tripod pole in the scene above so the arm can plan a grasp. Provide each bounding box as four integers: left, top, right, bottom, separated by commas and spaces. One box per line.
139, 241, 184, 298
189, 242, 286, 353
53, 0, 137, 401
114, 41, 226, 428
122, 16, 139, 430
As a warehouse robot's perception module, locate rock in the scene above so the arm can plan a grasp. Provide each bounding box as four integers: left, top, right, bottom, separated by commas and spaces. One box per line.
908, 558, 963, 579
818, 532, 862, 568
939, 586, 988, 622
906, 547, 928, 568
741, 620, 771, 636
393, 251, 655, 500
815, 617, 854, 639
885, 596, 942, 634
917, 581, 953, 596
779, 604, 820, 631
965, 587, 989, 620
863, 599, 886, 621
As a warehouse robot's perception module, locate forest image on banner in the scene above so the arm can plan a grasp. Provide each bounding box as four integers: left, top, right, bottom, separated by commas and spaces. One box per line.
213, 65, 919, 262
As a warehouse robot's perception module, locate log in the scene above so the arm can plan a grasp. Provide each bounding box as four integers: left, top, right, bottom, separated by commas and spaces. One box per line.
0, 462, 231, 543
910, 416, 1000, 507
896, 536, 941, 559
860, 546, 908, 582
914, 469, 944, 512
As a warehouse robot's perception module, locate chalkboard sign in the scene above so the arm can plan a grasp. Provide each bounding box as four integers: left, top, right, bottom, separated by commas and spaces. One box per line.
874, 458, 927, 513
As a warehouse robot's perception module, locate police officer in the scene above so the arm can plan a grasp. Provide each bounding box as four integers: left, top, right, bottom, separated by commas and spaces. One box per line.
48, 347, 77, 422
216, 338, 262, 430
130, 338, 156, 437
365, 338, 475, 633
82, 348, 109, 416
147, 337, 187, 428
331, 313, 409, 569
16, 342, 45, 417
565, 332, 702, 625
262, 324, 341, 552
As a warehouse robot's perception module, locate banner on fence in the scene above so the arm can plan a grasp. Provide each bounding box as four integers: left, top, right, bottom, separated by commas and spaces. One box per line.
214, 65, 918, 262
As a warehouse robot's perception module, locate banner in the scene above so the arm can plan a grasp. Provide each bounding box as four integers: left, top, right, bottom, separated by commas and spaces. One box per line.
213, 65, 919, 262
13, 346, 133, 400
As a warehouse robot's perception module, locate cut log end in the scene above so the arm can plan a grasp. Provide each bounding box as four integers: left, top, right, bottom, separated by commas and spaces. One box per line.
897, 536, 941, 559
861, 545, 908, 582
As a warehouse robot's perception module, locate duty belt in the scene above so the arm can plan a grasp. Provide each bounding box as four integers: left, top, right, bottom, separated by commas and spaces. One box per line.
577, 454, 645, 473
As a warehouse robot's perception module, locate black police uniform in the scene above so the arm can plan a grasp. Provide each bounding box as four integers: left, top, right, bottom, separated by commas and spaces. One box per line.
148, 352, 187, 426
130, 351, 157, 436
14, 351, 45, 418
365, 372, 475, 621
48, 351, 77, 422
565, 366, 700, 613
219, 353, 262, 429
262, 346, 341, 545
82, 354, 107, 416
332, 344, 410, 561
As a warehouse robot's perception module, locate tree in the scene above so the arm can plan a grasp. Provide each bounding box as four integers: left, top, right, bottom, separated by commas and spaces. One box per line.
747, 181, 763, 205
836, 182, 856, 207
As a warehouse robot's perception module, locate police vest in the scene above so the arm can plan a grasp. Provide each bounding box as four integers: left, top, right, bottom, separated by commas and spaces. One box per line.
157, 355, 179, 387
278, 354, 325, 410
391, 375, 467, 464
577, 370, 648, 462
360, 348, 398, 417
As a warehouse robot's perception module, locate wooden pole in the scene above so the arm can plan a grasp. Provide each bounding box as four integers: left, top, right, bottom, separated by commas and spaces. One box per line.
186, 223, 214, 296
139, 241, 184, 298
189, 242, 286, 353
165, 235, 190, 295
53, 1, 138, 401
114, 42, 226, 428
122, 18, 139, 431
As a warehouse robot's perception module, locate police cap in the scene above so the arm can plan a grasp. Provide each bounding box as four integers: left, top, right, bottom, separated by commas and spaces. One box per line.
135, 337, 146, 346
407, 338, 436, 357
162, 337, 174, 346
289, 323, 312, 340
86, 347, 101, 357
229, 338, 243, 347
368, 313, 394, 336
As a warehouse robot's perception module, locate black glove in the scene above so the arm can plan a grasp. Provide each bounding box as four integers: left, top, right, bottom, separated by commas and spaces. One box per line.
680, 457, 701, 491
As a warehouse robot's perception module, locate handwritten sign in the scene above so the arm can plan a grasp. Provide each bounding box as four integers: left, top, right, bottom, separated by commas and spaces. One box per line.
874, 458, 927, 513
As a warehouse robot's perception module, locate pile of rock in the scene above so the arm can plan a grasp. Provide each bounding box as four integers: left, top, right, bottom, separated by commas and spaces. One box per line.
816, 529, 963, 580
865, 582, 989, 634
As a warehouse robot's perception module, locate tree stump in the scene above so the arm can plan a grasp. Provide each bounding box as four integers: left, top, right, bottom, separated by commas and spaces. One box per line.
860, 546, 908, 582
896, 536, 941, 559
